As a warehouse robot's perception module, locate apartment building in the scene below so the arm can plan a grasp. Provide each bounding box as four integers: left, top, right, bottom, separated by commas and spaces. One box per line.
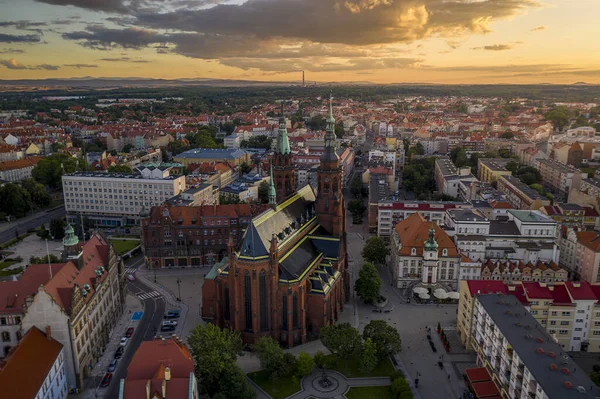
377, 200, 472, 240
469, 293, 600, 399
580, 178, 600, 199
534, 158, 587, 200
458, 280, 600, 353
540, 203, 599, 228
21, 230, 126, 390
165, 184, 218, 207
434, 157, 476, 198
497, 175, 551, 211
447, 209, 559, 264
559, 228, 600, 283
174, 148, 250, 166
0, 327, 67, 399
477, 158, 513, 184
0, 156, 42, 182
62, 169, 186, 227
141, 203, 269, 268
480, 260, 568, 284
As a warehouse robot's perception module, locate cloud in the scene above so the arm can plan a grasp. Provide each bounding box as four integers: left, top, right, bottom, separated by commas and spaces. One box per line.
0, 21, 48, 32
134, 0, 540, 46
0, 48, 25, 54
0, 58, 27, 69
0, 33, 41, 43
427, 64, 574, 73
530, 26, 546, 31
0, 58, 60, 70
64, 63, 98, 68
98, 56, 149, 62
472, 44, 513, 51
34, 0, 131, 13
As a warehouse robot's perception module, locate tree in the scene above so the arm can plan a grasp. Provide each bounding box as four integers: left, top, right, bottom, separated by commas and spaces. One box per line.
408, 142, 424, 158
359, 338, 378, 374
306, 115, 326, 131
30, 254, 62, 264
213, 364, 256, 399
314, 351, 335, 369
450, 147, 467, 168
350, 177, 364, 198
391, 377, 411, 398
296, 352, 314, 377
544, 106, 573, 131
335, 121, 345, 138
355, 262, 382, 304
501, 131, 514, 139
505, 160, 519, 173
32, 153, 81, 190
50, 218, 66, 239
122, 144, 135, 153
498, 148, 511, 158
168, 140, 189, 156
348, 199, 366, 223
362, 236, 389, 264
253, 336, 297, 379
0, 183, 32, 217
258, 181, 270, 204
240, 162, 252, 174
240, 135, 272, 150
363, 320, 402, 360
108, 164, 133, 174
187, 323, 243, 396
320, 323, 362, 366
36, 224, 51, 240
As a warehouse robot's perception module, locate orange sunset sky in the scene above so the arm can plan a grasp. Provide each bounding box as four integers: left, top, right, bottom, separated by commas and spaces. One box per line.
0, 0, 599, 84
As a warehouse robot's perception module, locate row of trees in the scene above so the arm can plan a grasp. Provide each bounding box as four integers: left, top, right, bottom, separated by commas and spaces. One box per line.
0, 180, 52, 219
401, 157, 436, 199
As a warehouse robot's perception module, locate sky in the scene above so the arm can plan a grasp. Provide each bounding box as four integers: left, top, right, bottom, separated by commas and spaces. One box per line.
0, 0, 599, 84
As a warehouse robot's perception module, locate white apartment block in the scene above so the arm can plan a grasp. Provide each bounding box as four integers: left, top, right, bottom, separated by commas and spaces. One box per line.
62, 169, 185, 227
36, 345, 68, 399
470, 294, 600, 399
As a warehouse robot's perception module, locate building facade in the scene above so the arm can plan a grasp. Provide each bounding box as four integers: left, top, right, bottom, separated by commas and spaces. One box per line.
497, 175, 551, 211
201, 97, 348, 347
63, 169, 186, 227
141, 204, 269, 268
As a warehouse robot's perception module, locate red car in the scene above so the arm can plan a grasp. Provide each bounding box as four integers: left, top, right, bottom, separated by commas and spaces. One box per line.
125, 327, 134, 338
100, 372, 112, 388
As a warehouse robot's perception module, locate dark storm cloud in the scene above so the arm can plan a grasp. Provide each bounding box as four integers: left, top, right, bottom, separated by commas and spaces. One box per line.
35, 0, 131, 13
0, 33, 41, 43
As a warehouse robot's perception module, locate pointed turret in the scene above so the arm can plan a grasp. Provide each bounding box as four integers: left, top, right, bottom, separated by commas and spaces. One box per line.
321, 92, 339, 164
276, 104, 290, 155
268, 164, 277, 207
424, 223, 439, 251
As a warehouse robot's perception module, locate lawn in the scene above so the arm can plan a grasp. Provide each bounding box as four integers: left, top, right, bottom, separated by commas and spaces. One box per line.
109, 238, 141, 255
328, 355, 397, 378
247, 369, 301, 399
346, 386, 394, 399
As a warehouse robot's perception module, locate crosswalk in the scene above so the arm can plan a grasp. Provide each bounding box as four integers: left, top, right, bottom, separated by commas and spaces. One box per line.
137, 291, 162, 300
125, 267, 137, 274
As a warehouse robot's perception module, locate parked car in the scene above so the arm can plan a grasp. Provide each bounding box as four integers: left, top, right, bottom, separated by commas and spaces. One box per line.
100, 373, 112, 388
163, 310, 180, 319
162, 320, 177, 327
160, 324, 176, 332
119, 337, 128, 346
127, 274, 135, 281
125, 327, 134, 338
107, 359, 118, 372
114, 347, 124, 359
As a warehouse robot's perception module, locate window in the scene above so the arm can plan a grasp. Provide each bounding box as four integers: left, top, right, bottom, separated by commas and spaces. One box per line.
411, 248, 416, 255
0, 318, 5, 326
1, 331, 9, 342
559, 330, 568, 335
223, 285, 230, 321
259, 271, 268, 331
562, 312, 570, 316
244, 271, 252, 331
282, 295, 288, 330
560, 321, 569, 326
550, 321, 556, 325
292, 293, 299, 329
552, 311, 558, 316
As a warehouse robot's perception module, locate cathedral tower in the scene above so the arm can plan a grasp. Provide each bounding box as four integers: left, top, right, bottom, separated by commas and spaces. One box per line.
272, 105, 295, 202
315, 94, 344, 236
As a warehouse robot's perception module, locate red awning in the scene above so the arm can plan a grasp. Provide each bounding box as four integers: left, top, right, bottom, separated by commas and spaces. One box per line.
472, 381, 500, 398
465, 367, 492, 383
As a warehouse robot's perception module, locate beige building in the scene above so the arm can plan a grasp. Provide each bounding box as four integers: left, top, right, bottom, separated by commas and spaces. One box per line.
534, 158, 587, 200
480, 259, 568, 284
477, 158, 512, 184
497, 175, 551, 210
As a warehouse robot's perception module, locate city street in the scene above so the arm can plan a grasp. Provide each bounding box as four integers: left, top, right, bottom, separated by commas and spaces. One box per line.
0, 206, 66, 244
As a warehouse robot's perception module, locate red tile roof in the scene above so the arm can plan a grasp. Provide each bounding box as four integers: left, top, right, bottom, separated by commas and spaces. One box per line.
466, 281, 507, 296
465, 367, 492, 383
472, 381, 500, 398
549, 284, 572, 305
394, 213, 459, 257
123, 338, 194, 399
565, 282, 598, 301
0, 326, 63, 399
522, 282, 553, 300
0, 263, 66, 313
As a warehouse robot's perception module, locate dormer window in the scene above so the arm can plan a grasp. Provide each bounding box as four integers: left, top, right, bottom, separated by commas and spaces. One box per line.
442, 249, 447, 256
411, 248, 416, 256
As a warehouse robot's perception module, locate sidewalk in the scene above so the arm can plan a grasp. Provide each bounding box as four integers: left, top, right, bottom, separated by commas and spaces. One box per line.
78, 294, 144, 399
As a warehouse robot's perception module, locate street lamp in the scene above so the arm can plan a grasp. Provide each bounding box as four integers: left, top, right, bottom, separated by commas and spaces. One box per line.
176, 278, 181, 302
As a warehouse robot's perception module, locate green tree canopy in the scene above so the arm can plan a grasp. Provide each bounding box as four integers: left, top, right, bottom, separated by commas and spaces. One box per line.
50, 218, 66, 239
108, 164, 133, 174
32, 154, 82, 190
501, 131, 514, 139
450, 147, 468, 168
544, 105, 573, 131
252, 336, 297, 379
258, 180, 270, 204
355, 262, 382, 304
306, 115, 326, 131
350, 176, 364, 198
359, 338, 378, 375
320, 323, 362, 365
240, 135, 272, 150
348, 199, 366, 223
362, 236, 390, 265
213, 364, 255, 399
296, 352, 315, 377
363, 320, 402, 360
187, 323, 244, 396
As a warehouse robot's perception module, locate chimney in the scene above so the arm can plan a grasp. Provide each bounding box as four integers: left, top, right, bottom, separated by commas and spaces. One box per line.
46, 326, 52, 339
162, 379, 167, 398
548, 285, 554, 291
165, 366, 171, 382
146, 380, 151, 399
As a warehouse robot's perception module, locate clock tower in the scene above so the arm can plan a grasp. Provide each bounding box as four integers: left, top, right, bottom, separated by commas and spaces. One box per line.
315, 94, 344, 237
422, 225, 439, 285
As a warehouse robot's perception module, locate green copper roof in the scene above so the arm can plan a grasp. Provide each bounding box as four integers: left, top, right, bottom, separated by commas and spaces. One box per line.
63, 224, 79, 246
322, 93, 339, 162
276, 118, 291, 155
424, 225, 438, 250
268, 164, 276, 206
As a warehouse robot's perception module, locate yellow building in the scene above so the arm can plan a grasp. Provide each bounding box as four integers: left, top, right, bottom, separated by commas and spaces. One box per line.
174, 148, 250, 167
477, 158, 512, 183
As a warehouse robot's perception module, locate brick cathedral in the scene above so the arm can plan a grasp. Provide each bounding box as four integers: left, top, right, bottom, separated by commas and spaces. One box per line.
202, 97, 349, 347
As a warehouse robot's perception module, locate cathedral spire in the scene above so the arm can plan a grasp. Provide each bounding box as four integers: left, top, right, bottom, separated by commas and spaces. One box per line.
321, 92, 339, 164
276, 102, 290, 154
268, 163, 276, 207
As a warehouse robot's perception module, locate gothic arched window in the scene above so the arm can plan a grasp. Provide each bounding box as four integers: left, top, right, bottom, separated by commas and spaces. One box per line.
244, 271, 252, 331
259, 270, 268, 331
292, 293, 299, 329
281, 294, 288, 330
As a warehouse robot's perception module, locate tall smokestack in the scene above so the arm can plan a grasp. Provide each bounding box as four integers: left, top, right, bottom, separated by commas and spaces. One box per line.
302, 70, 305, 87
